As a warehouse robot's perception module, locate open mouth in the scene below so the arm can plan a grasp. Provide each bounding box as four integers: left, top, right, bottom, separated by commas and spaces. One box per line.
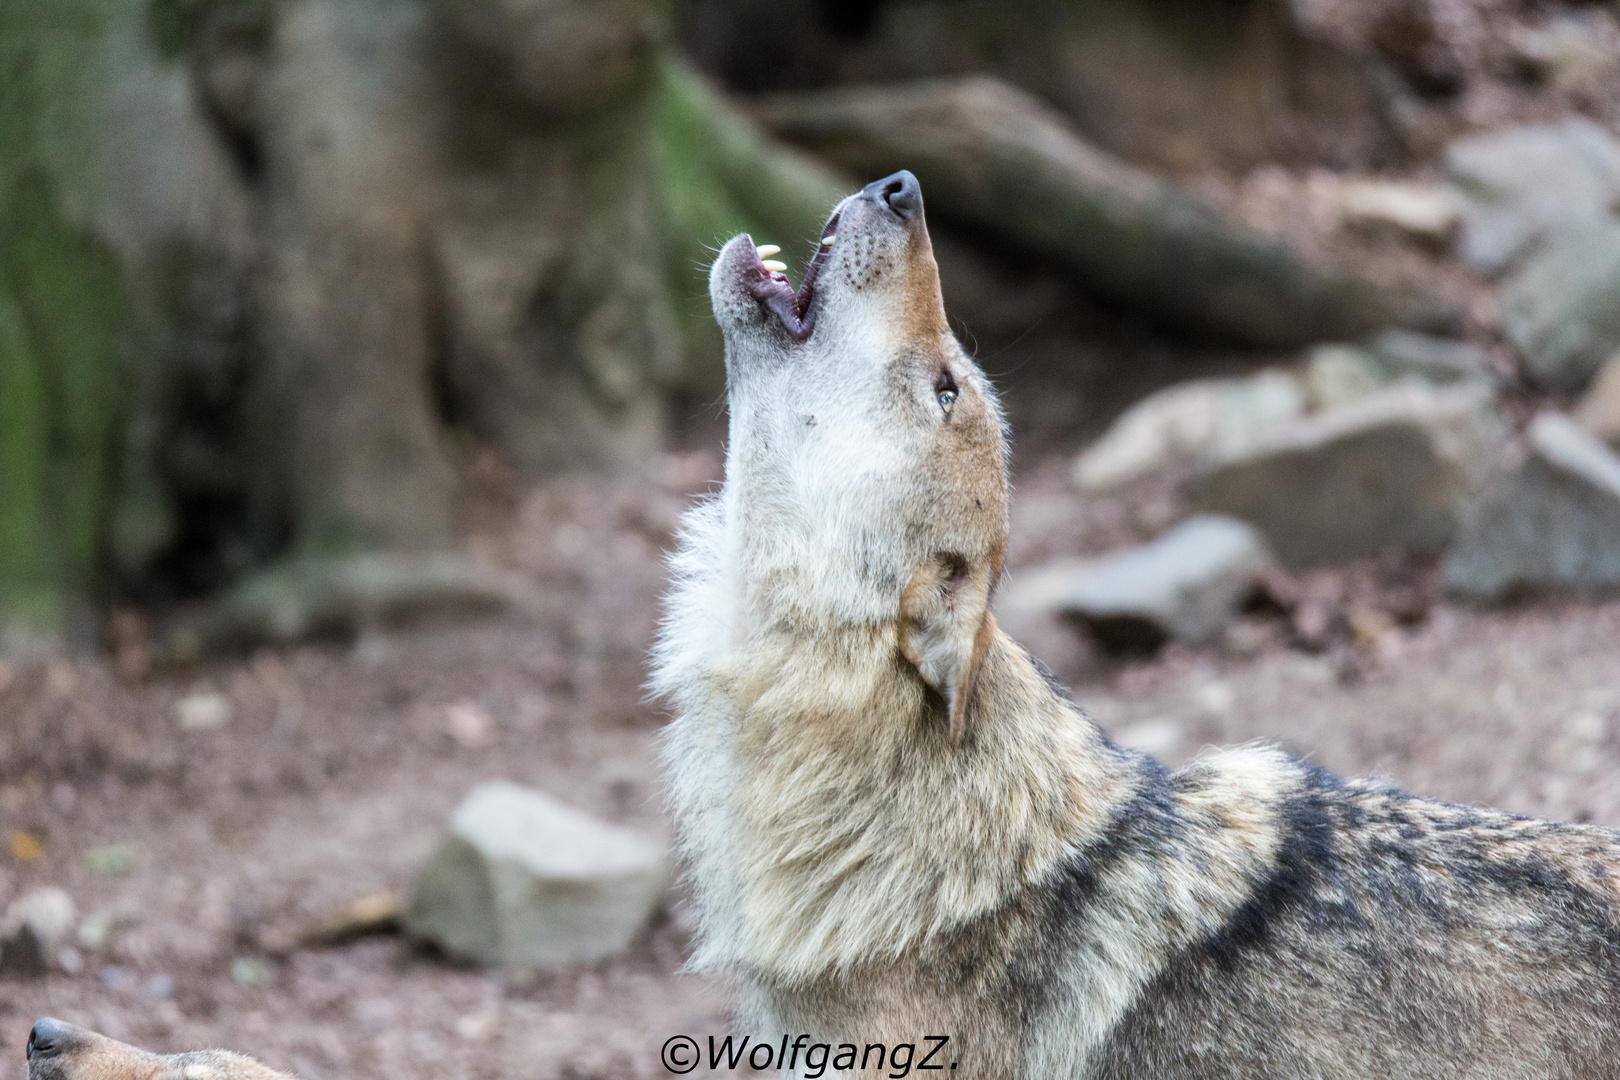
748, 210, 840, 343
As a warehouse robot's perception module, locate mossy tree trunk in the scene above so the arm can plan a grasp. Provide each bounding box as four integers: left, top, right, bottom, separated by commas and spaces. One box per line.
0, 0, 129, 644
0, 0, 843, 646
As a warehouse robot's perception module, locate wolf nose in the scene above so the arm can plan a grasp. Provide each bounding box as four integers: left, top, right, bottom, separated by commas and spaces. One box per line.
865, 170, 922, 221
28, 1018, 71, 1060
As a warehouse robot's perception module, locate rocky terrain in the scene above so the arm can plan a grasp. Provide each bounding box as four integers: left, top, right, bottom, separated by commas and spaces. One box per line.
2, 443, 1619, 1079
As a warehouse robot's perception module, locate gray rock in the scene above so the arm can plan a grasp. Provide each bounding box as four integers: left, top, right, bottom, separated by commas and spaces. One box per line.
1191, 382, 1505, 567
1366, 330, 1493, 386
1444, 413, 1620, 601
1071, 371, 1306, 491
405, 781, 667, 969
1505, 14, 1620, 94
168, 553, 548, 656
0, 887, 78, 976
1445, 118, 1620, 271
1020, 516, 1274, 651
1501, 222, 1620, 391
1302, 345, 1387, 411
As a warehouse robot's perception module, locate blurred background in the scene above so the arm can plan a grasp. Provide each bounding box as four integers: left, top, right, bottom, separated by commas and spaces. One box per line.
3, 0, 1620, 1075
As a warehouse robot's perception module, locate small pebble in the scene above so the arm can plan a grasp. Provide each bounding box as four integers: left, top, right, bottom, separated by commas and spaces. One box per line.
56, 946, 84, 975
454, 1008, 500, 1041
78, 910, 118, 950
100, 964, 137, 992
1193, 680, 1236, 716
446, 701, 495, 748
230, 956, 272, 985
176, 692, 233, 731
50, 783, 77, 813
84, 843, 137, 876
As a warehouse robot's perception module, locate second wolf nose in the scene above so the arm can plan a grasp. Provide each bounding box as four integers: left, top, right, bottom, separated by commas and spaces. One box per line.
28, 1018, 71, 1060
865, 170, 921, 221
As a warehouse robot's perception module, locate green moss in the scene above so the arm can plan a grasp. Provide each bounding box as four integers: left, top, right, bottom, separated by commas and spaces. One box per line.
652, 58, 848, 390
145, 0, 260, 57
0, 0, 130, 636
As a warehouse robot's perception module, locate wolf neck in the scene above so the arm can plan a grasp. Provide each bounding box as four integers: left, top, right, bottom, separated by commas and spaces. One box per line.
708, 593, 1140, 982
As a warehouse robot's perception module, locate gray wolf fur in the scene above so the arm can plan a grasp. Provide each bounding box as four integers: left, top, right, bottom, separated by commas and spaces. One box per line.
653, 170, 1620, 1077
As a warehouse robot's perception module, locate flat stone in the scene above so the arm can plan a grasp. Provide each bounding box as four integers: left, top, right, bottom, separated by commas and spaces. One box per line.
1191, 382, 1505, 567
404, 781, 667, 969
1027, 516, 1274, 651
1575, 354, 1620, 444
1071, 371, 1305, 491
1443, 413, 1620, 601
1445, 118, 1620, 271
1501, 220, 1620, 392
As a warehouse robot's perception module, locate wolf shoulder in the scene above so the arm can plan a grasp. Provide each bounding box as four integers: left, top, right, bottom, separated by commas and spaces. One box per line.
1094, 760, 1620, 1080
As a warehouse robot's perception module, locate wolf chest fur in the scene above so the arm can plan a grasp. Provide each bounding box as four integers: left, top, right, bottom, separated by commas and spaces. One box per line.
653, 171, 1620, 1078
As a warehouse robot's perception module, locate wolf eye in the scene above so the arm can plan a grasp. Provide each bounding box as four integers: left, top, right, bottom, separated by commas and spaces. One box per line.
936, 370, 958, 416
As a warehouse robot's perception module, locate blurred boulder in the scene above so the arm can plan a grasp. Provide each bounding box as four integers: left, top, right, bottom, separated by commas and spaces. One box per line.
688, 0, 1397, 172
0, 887, 77, 976
1191, 382, 1506, 567
1073, 333, 1497, 494
1444, 413, 1620, 602
1445, 119, 1620, 272
1335, 179, 1461, 249
1302, 345, 1387, 411
1505, 13, 1620, 94
166, 553, 548, 656
405, 780, 667, 968
1574, 354, 1620, 445
757, 76, 1452, 347
1500, 220, 1620, 392
1072, 371, 1306, 492
1007, 516, 1273, 652
1366, 329, 1493, 386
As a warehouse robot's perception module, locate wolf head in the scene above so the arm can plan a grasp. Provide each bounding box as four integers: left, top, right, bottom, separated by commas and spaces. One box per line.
26, 1019, 292, 1080
707, 171, 1010, 740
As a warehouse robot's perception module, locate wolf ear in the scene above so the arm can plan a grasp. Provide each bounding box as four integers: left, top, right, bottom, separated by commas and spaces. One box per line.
898, 551, 1000, 744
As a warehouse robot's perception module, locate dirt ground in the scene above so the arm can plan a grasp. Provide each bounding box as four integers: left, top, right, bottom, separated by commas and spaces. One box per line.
2, 450, 1619, 1080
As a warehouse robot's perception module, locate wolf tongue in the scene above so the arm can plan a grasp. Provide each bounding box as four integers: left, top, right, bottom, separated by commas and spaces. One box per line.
758, 289, 810, 340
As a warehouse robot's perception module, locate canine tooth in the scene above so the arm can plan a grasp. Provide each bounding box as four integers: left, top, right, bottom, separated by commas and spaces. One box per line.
755, 244, 781, 258
762, 260, 788, 272
821, 235, 836, 245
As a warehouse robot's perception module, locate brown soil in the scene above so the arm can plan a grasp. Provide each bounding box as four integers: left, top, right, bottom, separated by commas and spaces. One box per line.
3, 453, 1619, 1080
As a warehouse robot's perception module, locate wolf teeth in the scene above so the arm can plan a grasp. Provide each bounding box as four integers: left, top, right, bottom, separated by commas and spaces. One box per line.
762, 260, 788, 272
755, 244, 781, 258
